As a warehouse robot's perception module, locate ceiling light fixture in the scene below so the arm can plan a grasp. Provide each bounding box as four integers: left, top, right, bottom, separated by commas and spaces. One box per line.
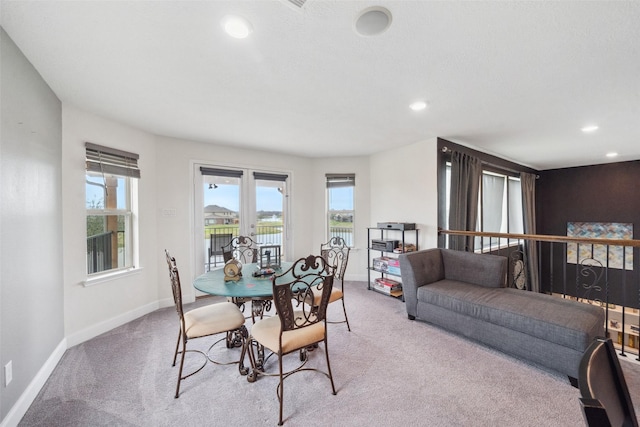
410, 101, 427, 111
355, 6, 392, 36
581, 125, 599, 133
606, 152, 618, 158
221, 15, 253, 39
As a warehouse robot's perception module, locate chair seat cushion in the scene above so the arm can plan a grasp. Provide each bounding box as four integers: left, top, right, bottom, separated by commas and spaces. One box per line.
184, 301, 245, 339
251, 311, 325, 354
309, 285, 343, 306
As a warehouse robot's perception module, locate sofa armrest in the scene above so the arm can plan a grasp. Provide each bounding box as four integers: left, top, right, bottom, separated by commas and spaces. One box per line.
399, 249, 445, 318
440, 249, 507, 288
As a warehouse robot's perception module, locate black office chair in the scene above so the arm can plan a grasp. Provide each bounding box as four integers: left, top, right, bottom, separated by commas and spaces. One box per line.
578, 337, 638, 427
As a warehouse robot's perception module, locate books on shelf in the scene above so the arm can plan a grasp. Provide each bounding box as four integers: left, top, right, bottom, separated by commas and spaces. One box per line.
372, 257, 401, 275
371, 277, 402, 294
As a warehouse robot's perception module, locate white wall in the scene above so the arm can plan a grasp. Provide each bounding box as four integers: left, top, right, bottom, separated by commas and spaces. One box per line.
369, 138, 439, 251
154, 135, 327, 302
62, 106, 159, 345
1, 28, 64, 424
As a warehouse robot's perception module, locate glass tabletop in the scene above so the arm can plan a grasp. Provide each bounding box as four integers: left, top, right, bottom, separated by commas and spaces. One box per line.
193, 262, 292, 298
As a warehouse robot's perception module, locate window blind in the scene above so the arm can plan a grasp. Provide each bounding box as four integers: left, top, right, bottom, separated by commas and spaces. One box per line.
253, 171, 288, 182
200, 167, 244, 178
326, 173, 355, 188
86, 142, 141, 178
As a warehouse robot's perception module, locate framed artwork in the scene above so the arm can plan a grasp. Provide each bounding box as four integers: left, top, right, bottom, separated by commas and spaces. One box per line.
566, 222, 633, 270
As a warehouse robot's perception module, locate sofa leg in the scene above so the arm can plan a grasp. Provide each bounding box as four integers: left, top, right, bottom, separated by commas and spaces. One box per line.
568, 376, 578, 388
408, 315, 415, 320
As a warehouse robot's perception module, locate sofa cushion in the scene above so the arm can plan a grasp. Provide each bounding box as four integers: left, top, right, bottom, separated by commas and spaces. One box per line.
417, 280, 604, 352
402, 248, 445, 286
441, 249, 507, 288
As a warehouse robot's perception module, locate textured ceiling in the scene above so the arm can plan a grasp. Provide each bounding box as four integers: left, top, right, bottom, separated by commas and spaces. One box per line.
2, 0, 639, 170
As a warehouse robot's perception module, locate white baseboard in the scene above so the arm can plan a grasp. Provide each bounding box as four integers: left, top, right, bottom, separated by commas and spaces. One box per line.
66, 300, 161, 347
0, 339, 66, 427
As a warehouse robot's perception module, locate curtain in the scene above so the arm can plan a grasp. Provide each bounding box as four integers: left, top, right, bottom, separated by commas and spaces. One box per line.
521, 172, 540, 292
448, 151, 482, 251
476, 173, 505, 250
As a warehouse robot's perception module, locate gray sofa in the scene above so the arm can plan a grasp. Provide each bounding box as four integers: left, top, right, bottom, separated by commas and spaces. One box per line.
399, 248, 605, 380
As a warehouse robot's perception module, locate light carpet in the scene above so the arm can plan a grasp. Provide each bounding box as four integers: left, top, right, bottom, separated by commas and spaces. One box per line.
19, 281, 640, 426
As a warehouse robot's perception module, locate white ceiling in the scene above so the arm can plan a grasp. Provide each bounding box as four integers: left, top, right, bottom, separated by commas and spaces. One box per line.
2, 0, 639, 170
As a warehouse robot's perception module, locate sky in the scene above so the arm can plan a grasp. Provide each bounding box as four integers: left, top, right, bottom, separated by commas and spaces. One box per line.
86, 175, 353, 212
86, 175, 126, 208
204, 184, 354, 212
205, 184, 282, 212
328, 187, 353, 210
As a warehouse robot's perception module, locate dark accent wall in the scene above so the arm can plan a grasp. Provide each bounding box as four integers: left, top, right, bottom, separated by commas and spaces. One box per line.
537, 160, 640, 307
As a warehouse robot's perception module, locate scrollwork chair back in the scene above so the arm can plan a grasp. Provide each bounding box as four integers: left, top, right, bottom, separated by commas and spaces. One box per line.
222, 235, 258, 264
319, 236, 351, 330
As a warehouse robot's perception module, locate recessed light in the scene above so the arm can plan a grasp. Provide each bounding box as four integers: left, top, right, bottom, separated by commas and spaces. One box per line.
355, 7, 392, 36
581, 125, 599, 133
606, 152, 618, 158
221, 15, 253, 39
410, 101, 427, 111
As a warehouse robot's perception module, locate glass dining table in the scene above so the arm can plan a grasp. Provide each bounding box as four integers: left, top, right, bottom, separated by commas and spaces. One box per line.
193, 262, 293, 320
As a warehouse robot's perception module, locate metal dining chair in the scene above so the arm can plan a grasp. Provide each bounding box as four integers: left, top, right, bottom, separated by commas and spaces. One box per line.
244, 254, 338, 425
165, 250, 247, 398
317, 236, 351, 330
221, 235, 270, 321
221, 235, 259, 264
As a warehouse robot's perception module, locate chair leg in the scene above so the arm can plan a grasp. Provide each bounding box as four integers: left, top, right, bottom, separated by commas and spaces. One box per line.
278, 353, 284, 426
175, 336, 187, 398
323, 337, 337, 395
245, 337, 262, 383
341, 297, 351, 331
172, 328, 182, 366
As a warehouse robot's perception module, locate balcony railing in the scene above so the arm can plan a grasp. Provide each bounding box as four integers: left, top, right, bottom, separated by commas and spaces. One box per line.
439, 229, 640, 360
87, 231, 113, 274
329, 227, 353, 246
87, 230, 127, 274
205, 225, 285, 270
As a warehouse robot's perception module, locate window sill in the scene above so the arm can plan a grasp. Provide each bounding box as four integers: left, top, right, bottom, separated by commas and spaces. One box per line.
84, 267, 143, 287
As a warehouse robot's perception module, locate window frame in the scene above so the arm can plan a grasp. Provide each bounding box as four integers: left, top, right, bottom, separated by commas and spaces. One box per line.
85, 143, 140, 280
476, 169, 523, 252
326, 174, 355, 247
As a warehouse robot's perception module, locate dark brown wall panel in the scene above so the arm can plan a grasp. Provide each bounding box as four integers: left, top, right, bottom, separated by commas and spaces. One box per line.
537, 160, 640, 307
538, 160, 640, 237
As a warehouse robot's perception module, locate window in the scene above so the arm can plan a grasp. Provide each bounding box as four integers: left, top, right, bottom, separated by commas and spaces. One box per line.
326, 174, 355, 246
444, 163, 523, 251
85, 143, 140, 275
476, 170, 523, 251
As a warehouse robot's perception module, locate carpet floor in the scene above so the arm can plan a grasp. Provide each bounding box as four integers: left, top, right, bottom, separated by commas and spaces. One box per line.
19, 281, 640, 426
